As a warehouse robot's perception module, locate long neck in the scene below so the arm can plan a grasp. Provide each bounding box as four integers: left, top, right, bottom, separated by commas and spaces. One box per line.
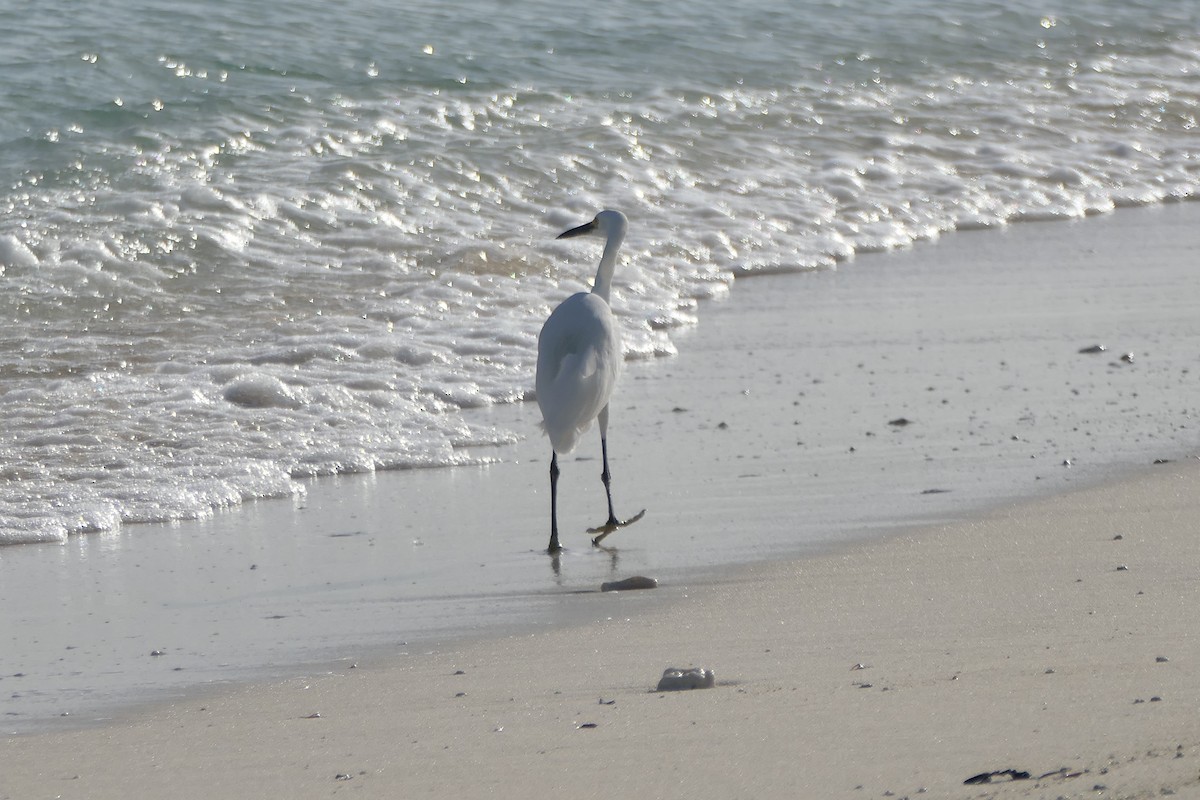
590, 226, 625, 303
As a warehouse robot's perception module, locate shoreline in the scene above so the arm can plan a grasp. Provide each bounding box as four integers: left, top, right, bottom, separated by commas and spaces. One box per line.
2, 201, 1199, 745
4, 458, 1199, 798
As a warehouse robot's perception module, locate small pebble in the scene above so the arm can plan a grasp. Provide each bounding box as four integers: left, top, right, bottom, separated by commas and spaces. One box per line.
1156, 656, 1169, 663
577, 722, 598, 729
1116, 564, 1129, 571
601, 576, 658, 592
656, 666, 715, 692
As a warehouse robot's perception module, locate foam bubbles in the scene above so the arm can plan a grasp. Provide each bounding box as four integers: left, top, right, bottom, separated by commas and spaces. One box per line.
222, 374, 305, 409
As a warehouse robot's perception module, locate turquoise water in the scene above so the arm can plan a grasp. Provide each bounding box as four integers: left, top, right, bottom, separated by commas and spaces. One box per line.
0, 0, 1197, 541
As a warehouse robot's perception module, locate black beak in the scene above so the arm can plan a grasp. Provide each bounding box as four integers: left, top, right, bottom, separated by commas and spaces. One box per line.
556, 218, 598, 240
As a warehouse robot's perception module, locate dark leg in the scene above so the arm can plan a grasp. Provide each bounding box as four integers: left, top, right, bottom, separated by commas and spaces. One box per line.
548, 452, 561, 554
600, 436, 618, 528
588, 435, 646, 545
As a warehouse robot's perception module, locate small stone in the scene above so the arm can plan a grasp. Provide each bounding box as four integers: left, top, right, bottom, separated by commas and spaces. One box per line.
1151, 696, 1163, 702
888, 417, 912, 427
150, 649, 166, 657
1156, 656, 1169, 663
1078, 344, 1107, 354
1120, 352, 1134, 363
656, 667, 715, 692
577, 722, 598, 729
334, 774, 352, 781
1116, 564, 1129, 571
303, 713, 321, 719
1113, 534, 1124, 540
601, 576, 658, 592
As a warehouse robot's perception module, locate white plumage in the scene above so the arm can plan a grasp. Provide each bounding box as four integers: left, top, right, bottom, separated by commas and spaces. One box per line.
536, 209, 643, 553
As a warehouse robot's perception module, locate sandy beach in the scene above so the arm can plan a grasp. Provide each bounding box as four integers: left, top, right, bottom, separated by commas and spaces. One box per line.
4, 465, 1200, 799
3, 202, 1199, 798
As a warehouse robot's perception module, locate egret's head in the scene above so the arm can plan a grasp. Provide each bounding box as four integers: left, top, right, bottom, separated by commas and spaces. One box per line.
556, 209, 627, 240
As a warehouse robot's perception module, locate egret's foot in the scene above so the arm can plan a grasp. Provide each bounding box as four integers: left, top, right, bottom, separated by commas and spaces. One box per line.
587, 509, 646, 546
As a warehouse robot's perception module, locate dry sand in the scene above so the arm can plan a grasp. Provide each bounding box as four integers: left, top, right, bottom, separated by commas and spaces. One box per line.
3, 462, 1199, 799
3, 203, 1200, 798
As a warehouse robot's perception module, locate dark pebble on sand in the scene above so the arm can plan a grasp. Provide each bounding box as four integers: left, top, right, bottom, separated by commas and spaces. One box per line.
601, 576, 658, 592
1078, 344, 1107, 354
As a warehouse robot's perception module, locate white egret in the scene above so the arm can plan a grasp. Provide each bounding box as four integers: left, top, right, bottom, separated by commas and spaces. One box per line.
537, 209, 645, 554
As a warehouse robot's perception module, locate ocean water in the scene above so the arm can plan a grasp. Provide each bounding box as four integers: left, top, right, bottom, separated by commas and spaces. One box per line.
1, 0, 1197, 543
